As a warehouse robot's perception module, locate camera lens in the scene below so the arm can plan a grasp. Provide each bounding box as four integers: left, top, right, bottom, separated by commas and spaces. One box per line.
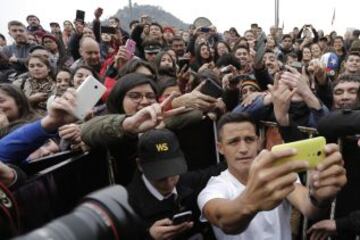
94, 85, 98, 89
14, 186, 145, 240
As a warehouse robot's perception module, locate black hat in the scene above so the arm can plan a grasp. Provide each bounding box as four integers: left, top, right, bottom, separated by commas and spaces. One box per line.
50, 22, 60, 27
138, 129, 187, 180
144, 43, 162, 53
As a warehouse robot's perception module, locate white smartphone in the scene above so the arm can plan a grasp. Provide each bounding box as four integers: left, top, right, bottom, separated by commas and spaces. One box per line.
74, 76, 106, 120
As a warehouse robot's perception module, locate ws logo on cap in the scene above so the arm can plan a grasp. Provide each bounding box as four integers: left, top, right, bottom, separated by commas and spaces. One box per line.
156, 143, 169, 152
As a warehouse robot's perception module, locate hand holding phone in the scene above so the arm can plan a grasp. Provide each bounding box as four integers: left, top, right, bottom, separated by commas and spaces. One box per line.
178, 57, 190, 71
200, 78, 223, 98
73, 76, 106, 120
271, 137, 326, 170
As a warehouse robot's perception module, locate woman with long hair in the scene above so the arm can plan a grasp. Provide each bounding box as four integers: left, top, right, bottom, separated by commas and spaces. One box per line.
0, 84, 38, 138
13, 54, 55, 115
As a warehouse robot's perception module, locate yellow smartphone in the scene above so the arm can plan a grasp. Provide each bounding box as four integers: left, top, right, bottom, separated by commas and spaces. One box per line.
271, 137, 326, 170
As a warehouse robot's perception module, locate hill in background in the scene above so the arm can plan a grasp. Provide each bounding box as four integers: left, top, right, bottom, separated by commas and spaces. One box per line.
111, 4, 189, 32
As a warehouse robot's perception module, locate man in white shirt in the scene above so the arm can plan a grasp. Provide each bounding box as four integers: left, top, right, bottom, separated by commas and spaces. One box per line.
198, 112, 347, 239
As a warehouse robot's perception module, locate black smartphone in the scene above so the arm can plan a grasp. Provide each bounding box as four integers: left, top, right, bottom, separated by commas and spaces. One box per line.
200, 27, 210, 33
101, 26, 117, 34
254, 31, 267, 65
76, 10, 85, 21
178, 57, 190, 71
172, 211, 193, 225
200, 78, 223, 98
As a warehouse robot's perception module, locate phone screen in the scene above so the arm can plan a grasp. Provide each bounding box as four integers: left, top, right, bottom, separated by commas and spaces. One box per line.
178, 58, 190, 71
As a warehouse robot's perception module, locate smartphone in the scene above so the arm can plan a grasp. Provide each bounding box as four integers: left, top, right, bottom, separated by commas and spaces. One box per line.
76, 10, 85, 22
172, 211, 193, 225
125, 39, 137, 55
200, 78, 223, 98
140, 15, 152, 24
200, 27, 210, 33
74, 76, 106, 120
178, 57, 190, 71
101, 26, 117, 34
271, 137, 326, 170
220, 65, 232, 74
290, 61, 303, 73
254, 31, 267, 65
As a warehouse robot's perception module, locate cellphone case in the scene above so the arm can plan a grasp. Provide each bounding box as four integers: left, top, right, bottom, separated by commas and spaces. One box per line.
271, 137, 326, 169
125, 39, 136, 55
74, 76, 106, 120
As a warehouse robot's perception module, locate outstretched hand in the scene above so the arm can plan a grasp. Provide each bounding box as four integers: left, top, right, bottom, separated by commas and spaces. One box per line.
122, 92, 188, 134
41, 88, 77, 131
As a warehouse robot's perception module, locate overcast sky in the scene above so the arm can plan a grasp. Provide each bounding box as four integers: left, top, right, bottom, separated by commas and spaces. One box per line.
1, 0, 359, 42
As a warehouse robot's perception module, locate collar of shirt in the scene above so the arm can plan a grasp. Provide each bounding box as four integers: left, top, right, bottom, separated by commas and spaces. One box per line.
142, 174, 177, 201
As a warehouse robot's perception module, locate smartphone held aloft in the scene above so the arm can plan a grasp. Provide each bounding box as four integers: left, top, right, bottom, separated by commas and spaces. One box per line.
271, 137, 326, 171
73, 76, 106, 120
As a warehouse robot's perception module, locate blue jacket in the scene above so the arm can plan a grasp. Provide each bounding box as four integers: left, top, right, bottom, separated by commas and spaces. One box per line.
0, 120, 57, 165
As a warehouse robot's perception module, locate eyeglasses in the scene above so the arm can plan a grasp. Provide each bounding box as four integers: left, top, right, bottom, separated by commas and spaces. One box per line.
126, 92, 157, 102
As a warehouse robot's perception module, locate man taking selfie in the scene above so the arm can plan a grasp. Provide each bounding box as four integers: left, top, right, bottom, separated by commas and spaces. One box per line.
198, 112, 346, 239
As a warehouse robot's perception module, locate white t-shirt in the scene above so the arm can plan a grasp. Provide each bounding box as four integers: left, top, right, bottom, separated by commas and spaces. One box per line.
198, 170, 292, 240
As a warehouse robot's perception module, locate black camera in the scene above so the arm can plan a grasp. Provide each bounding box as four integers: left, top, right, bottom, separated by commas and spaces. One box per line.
13, 185, 145, 240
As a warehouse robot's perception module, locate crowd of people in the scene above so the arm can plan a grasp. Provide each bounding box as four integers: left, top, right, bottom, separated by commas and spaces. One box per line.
1, 6, 360, 240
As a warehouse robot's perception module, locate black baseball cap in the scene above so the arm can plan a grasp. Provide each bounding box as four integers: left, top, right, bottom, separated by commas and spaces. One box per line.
144, 44, 162, 54
50, 22, 60, 27
138, 129, 187, 180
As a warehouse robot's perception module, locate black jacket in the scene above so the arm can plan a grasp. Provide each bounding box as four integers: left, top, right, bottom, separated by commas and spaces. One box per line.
318, 109, 360, 240
126, 163, 226, 239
